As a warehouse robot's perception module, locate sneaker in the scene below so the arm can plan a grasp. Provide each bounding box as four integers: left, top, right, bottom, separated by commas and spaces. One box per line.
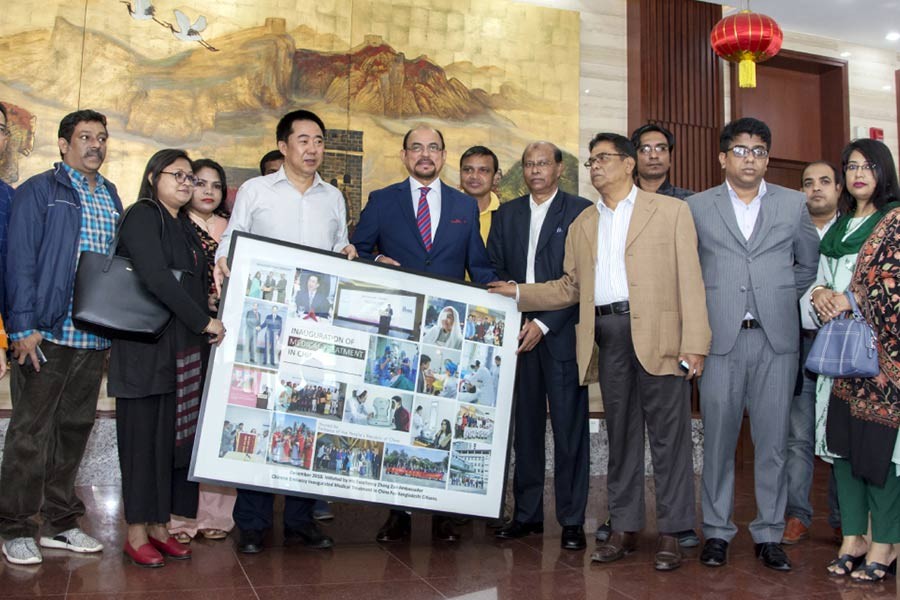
39, 528, 104, 553
595, 517, 612, 543
676, 529, 701, 548
2, 538, 43, 565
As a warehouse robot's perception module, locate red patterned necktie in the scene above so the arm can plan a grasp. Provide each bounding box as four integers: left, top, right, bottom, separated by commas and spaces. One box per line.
416, 186, 432, 252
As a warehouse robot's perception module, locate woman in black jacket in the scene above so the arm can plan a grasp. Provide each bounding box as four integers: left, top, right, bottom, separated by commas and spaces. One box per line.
109, 149, 225, 567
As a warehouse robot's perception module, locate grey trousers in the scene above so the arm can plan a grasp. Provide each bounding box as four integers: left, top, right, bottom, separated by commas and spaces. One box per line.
700, 328, 797, 543
595, 313, 696, 533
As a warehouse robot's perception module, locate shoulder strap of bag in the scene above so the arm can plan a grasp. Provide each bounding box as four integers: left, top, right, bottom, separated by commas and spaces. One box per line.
844, 290, 864, 319
103, 199, 167, 271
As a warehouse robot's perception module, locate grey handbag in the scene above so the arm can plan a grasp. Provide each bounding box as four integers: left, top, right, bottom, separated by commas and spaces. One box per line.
805, 290, 879, 378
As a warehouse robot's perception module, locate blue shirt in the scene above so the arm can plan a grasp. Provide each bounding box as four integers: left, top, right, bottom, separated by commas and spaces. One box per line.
13, 164, 119, 349
0, 179, 13, 316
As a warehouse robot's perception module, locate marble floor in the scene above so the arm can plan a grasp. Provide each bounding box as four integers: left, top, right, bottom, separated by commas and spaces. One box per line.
0, 463, 897, 599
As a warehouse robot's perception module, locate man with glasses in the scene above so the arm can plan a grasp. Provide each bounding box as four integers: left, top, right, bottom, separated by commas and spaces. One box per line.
687, 118, 819, 572
630, 124, 692, 200
215, 109, 355, 555
488, 142, 591, 551
488, 133, 710, 570
352, 125, 496, 542
1, 110, 123, 565
595, 123, 700, 549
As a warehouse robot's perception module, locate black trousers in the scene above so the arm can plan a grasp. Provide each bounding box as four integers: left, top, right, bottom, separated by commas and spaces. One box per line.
0, 342, 106, 538
116, 393, 198, 524
512, 342, 589, 526
233, 489, 314, 532
595, 313, 695, 534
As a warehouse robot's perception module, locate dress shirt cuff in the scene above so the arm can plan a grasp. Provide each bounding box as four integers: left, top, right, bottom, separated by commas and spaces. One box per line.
532, 318, 549, 335
9, 329, 37, 341
512, 282, 520, 303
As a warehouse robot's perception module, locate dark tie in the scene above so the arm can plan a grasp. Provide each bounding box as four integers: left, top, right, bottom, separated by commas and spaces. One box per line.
416, 186, 432, 252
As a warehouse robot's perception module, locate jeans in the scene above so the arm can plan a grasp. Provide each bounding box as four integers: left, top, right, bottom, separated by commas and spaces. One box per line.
0, 342, 106, 539
785, 335, 816, 526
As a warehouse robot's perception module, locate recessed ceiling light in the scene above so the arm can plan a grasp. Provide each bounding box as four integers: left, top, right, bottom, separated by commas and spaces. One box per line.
883, 84, 893, 91
886, 31, 900, 41
584, 89, 590, 94
840, 51, 851, 57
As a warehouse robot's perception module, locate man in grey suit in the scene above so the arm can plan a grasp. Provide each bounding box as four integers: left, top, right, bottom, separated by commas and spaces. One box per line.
687, 118, 819, 572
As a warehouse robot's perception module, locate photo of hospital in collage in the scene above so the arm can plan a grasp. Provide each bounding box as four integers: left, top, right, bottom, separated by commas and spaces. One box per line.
218, 258, 506, 496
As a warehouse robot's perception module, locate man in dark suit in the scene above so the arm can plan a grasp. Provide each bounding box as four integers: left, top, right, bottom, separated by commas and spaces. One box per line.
244, 303, 262, 363
351, 125, 497, 543
261, 306, 283, 366
352, 125, 496, 284
488, 141, 592, 550
294, 273, 331, 318
688, 118, 819, 572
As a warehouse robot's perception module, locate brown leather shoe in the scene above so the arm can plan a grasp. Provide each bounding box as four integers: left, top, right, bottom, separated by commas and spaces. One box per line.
654, 535, 682, 571
591, 531, 636, 563
781, 517, 809, 545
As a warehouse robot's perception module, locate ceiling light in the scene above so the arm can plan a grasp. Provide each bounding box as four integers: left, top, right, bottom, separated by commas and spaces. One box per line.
883, 84, 893, 91
886, 32, 900, 41
840, 51, 851, 57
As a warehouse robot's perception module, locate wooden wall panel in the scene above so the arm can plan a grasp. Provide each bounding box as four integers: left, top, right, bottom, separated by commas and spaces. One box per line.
627, 0, 723, 193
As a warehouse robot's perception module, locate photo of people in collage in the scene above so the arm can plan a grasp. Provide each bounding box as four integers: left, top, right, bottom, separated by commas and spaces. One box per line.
221, 259, 505, 496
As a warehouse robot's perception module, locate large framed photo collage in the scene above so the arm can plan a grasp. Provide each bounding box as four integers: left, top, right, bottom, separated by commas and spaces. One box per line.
190, 233, 521, 518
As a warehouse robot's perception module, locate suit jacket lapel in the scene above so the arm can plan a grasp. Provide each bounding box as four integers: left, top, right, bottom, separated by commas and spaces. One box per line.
713, 183, 748, 247
535, 191, 565, 255
625, 190, 656, 249
399, 180, 428, 252
747, 187, 774, 252
513, 197, 530, 264
431, 181, 455, 251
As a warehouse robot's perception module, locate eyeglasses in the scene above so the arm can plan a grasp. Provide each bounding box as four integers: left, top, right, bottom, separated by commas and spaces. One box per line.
638, 143, 669, 154
584, 153, 626, 167
161, 171, 198, 185
0, 124, 9, 137
727, 145, 768, 159
405, 143, 443, 154
523, 160, 556, 170
846, 162, 876, 173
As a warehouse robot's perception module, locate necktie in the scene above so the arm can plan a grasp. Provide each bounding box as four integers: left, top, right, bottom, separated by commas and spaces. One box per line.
416, 186, 432, 252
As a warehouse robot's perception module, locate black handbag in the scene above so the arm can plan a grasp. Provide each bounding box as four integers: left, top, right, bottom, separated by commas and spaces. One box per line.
72, 199, 184, 342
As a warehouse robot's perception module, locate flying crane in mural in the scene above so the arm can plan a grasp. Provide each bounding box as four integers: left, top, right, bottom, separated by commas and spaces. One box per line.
119, 1, 218, 51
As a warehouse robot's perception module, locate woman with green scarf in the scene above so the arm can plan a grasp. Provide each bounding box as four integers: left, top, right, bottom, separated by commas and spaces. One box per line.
810, 139, 900, 581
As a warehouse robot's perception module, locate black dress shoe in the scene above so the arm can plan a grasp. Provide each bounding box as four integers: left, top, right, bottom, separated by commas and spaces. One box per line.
755, 542, 791, 571
495, 520, 544, 540
432, 515, 460, 542
561, 525, 586, 550
285, 521, 333, 549
237, 529, 264, 554
376, 511, 411, 543
700, 538, 728, 567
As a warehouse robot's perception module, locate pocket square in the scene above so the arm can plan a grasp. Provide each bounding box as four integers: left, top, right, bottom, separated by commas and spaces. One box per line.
556, 226, 564, 233
450, 218, 467, 224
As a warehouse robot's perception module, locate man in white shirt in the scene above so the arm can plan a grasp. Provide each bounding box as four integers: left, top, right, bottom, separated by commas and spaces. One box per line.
213, 110, 356, 555
782, 161, 842, 545
487, 141, 592, 551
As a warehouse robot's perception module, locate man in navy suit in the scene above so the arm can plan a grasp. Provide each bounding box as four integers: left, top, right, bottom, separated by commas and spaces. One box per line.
352, 125, 496, 284
488, 142, 592, 551
352, 125, 497, 543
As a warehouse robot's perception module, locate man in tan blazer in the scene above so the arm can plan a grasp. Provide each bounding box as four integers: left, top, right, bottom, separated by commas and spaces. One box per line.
490, 133, 710, 571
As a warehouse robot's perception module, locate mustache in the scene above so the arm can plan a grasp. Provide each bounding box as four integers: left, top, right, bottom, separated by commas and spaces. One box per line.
84, 150, 103, 158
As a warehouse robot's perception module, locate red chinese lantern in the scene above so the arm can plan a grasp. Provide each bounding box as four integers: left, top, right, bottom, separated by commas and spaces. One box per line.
710, 10, 783, 88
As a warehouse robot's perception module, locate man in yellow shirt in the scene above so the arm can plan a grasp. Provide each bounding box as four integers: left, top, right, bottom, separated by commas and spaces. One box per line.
459, 146, 500, 244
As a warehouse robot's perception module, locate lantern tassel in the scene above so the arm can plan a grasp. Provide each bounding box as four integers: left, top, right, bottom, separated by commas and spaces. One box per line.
738, 59, 757, 88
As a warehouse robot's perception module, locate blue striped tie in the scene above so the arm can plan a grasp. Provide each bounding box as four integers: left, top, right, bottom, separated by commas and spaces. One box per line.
416, 186, 432, 252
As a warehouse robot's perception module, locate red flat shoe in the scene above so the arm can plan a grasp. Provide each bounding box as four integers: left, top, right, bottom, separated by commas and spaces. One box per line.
123, 542, 164, 568
149, 536, 192, 560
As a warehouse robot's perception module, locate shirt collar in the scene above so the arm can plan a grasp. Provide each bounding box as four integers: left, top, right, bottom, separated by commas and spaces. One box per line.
597, 184, 638, 213
485, 191, 500, 213
60, 162, 105, 190
409, 176, 441, 193
529, 188, 558, 211
269, 166, 323, 190
725, 179, 767, 205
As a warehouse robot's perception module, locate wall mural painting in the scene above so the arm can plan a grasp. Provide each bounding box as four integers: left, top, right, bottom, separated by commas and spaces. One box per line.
0, 0, 580, 213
